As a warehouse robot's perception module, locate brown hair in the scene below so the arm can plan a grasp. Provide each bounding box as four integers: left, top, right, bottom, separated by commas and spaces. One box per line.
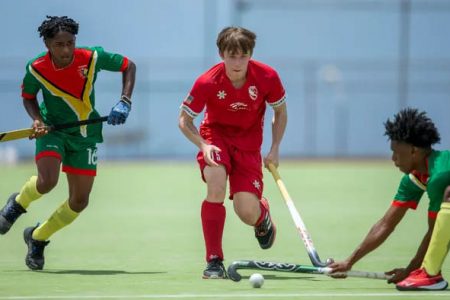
216, 27, 256, 55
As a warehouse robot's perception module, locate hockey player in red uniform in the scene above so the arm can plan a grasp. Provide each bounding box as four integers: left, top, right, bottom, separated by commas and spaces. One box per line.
178, 26, 287, 278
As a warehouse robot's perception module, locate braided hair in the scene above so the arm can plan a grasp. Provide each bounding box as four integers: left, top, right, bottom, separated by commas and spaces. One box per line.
384, 107, 440, 148
38, 16, 79, 40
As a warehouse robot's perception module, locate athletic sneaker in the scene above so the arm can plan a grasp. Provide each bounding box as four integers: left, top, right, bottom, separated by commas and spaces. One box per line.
0, 193, 25, 234
254, 198, 276, 249
23, 225, 50, 270
203, 258, 227, 279
396, 268, 448, 291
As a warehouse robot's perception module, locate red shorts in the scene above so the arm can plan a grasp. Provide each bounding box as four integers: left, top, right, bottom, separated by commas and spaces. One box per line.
197, 137, 263, 200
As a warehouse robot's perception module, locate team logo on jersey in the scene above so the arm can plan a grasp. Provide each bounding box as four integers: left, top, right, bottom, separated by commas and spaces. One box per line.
248, 86, 258, 100
78, 65, 89, 79
217, 90, 227, 100
184, 94, 194, 104
228, 102, 249, 112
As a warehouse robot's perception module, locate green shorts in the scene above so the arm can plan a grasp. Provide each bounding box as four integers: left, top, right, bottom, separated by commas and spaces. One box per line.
35, 131, 98, 176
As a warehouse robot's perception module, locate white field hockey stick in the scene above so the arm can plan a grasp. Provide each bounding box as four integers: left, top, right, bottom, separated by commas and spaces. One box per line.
228, 260, 390, 282
268, 163, 330, 267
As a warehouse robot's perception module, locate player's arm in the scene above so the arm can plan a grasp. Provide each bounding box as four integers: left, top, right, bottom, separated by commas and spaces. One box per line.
178, 110, 220, 166
22, 62, 47, 138
329, 205, 408, 274
121, 59, 136, 100
22, 98, 47, 139
264, 102, 287, 168
108, 57, 136, 125
385, 217, 436, 283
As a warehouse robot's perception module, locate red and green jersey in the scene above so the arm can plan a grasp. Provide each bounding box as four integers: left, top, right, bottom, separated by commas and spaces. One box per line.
21, 46, 128, 143
393, 150, 450, 218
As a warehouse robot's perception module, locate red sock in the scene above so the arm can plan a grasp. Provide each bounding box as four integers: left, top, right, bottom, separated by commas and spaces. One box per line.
255, 198, 268, 226
201, 200, 226, 262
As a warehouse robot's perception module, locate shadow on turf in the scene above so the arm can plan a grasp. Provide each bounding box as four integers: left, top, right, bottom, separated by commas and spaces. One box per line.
8, 270, 166, 275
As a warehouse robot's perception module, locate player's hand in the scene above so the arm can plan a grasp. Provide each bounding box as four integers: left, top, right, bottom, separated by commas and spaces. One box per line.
108, 100, 131, 125
328, 260, 351, 279
263, 149, 279, 169
385, 268, 409, 283
201, 143, 222, 167
30, 119, 48, 139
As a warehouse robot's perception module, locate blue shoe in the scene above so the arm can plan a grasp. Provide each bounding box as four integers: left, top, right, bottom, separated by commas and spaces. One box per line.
23, 225, 50, 270
0, 193, 26, 234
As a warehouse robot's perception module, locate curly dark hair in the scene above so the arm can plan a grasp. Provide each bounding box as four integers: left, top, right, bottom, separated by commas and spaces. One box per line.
384, 107, 440, 148
38, 16, 79, 40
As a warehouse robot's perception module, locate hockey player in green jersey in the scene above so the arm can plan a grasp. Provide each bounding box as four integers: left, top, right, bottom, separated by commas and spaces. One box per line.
0, 16, 136, 270
329, 108, 450, 286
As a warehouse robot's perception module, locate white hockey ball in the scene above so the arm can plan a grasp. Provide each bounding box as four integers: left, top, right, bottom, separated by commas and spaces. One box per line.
249, 273, 264, 288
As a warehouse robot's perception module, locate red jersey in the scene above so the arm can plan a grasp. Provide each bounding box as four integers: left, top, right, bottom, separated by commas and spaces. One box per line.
181, 60, 286, 151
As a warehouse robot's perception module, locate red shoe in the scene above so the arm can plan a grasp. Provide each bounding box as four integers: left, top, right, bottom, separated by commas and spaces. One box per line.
396, 268, 448, 291
254, 197, 276, 249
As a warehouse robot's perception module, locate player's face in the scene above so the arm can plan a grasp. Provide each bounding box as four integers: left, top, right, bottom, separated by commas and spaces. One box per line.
390, 141, 416, 173
45, 31, 76, 68
221, 50, 251, 81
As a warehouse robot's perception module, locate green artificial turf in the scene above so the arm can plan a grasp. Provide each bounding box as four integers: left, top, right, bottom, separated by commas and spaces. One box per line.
0, 160, 448, 299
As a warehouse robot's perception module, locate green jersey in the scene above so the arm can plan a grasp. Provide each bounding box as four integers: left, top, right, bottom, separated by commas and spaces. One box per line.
393, 150, 450, 218
21, 46, 128, 143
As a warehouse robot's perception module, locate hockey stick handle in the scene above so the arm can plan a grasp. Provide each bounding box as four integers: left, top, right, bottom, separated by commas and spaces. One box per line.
227, 260, 390, 282
343, 269, 391, 280
267, 163, 329, 267
49, 116, 108, 131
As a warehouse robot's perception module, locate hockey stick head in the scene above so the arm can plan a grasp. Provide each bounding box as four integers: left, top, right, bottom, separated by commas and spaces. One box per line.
228, 261, 244, 282
0, 128, 35, 142
228, 259, 390, 282
0, 116, 108, 143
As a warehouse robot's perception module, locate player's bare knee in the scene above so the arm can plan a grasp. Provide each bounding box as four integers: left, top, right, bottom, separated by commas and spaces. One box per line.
36, 176, 58, 194
206, 193, 225, 202
206, 186, 226, 202
69, 196, 89, 212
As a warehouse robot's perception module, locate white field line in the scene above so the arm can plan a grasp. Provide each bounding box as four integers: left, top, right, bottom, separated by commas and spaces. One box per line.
0, 293, 449, 299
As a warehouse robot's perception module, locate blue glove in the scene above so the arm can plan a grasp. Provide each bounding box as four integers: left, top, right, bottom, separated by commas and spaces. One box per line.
108, 100, 131, 125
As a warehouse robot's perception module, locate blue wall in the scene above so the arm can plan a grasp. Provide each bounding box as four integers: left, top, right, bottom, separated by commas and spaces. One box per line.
0, 0, 449, 160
